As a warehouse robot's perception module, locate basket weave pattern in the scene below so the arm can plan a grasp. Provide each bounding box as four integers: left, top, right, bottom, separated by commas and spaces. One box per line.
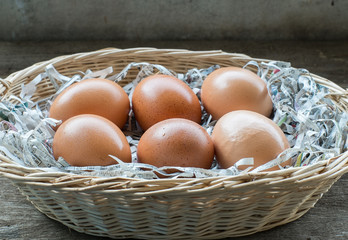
0, 48, 347, 239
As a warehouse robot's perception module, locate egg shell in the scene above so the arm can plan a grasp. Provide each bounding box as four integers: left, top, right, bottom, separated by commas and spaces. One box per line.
49, 78, 130, 129
53, 114, 132, 166
137, 118, 214, 169
212, 110, 290, 171
132, 74, 202, 130
201, 67, 273, 120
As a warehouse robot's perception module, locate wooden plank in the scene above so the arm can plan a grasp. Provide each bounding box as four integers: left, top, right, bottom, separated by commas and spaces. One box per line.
0, 40, 347, 88
1, 1, 348, 42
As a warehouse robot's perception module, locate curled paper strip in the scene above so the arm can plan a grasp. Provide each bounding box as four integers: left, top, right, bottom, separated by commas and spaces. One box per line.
0, 60, 347, 179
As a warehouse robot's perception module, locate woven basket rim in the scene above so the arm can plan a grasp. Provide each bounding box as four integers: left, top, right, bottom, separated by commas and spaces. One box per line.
0, 154, 347, 204
1, 47, 347, 96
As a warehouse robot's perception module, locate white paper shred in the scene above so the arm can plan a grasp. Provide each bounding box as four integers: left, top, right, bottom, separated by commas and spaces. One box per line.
0, 60, 347, 179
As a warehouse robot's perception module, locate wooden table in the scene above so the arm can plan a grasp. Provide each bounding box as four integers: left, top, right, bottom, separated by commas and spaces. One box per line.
0, 41, 347, 240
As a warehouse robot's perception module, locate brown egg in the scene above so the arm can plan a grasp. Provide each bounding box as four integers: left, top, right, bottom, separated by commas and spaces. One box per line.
212, 110, 290, 171
132, 74, 201, 130
201, 67, 273, 120
49, 78, 130, 129
53, 114, 132, 166
137, 118, 214, 169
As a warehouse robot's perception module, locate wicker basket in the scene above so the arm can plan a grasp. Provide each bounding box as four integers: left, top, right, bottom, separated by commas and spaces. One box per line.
0, 48, 347, 239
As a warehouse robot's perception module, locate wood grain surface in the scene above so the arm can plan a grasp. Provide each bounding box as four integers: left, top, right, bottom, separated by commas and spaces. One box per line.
0, 41, 347, 240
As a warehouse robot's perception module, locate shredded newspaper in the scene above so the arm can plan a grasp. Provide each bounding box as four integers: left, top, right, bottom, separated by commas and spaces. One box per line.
0, 60, 347, 179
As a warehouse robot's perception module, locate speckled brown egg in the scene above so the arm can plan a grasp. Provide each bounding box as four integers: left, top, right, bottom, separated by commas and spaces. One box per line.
137, 118, 214, 169
212, 110, 290, 171
49, 78, 130, 129
201, 67, 273, 120
132, 74, 202, 131
53, 114, 132, 166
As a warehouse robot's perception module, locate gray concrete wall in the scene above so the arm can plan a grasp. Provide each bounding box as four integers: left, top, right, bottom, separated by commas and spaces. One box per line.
1, 0, 347, 41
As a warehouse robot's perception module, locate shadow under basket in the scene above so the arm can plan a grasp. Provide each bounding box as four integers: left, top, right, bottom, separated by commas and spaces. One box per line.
0, 48, 348, 239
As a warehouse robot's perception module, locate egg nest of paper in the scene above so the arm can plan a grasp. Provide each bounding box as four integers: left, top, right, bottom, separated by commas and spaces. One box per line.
0, 61, 347, 179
